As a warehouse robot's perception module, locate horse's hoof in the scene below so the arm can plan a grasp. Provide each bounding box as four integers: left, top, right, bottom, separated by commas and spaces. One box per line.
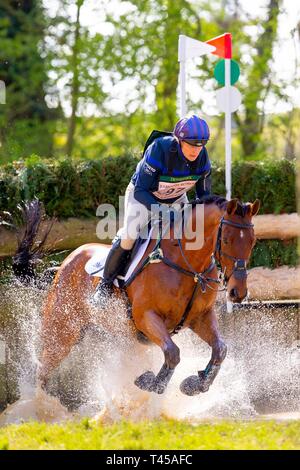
180, 375, 201, 396
151, 382, 165, 395
180, 374, 209, 396
134, 371, 156, 392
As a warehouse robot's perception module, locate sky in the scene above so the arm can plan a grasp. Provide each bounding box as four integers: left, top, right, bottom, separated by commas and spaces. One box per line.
45, 0, 300, 117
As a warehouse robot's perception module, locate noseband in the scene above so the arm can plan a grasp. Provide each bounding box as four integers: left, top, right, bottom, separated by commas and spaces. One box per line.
214, 216, 254, 286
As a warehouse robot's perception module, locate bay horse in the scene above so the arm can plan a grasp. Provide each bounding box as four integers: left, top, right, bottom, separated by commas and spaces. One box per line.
37, 196, 260, 400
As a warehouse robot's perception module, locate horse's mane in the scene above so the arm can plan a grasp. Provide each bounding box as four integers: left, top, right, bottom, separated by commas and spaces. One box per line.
190, 194, 249, 217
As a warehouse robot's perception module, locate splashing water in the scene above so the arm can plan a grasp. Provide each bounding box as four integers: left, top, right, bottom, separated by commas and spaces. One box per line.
0, 284, 299, 426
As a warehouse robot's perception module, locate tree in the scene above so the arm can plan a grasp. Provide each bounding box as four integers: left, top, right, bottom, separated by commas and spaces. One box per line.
100, 0, 205, 131
46, 0, 108, 157
100, 0, 283, 158
0, 0, 57, 161
65, 0, 83, 157
233, 0, 282, 157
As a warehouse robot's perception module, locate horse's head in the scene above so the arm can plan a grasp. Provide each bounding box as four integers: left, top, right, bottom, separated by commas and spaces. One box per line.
215, 198, 260, 303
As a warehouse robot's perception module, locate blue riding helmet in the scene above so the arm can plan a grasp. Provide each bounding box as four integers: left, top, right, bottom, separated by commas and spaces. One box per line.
173, 114, 210, 146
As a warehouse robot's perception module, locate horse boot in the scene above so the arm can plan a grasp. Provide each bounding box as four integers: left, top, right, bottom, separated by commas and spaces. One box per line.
93, 238, 132, 307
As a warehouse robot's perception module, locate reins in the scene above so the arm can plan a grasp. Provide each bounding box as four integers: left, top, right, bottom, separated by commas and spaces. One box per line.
123, 204, 254, 335
124, 213, 221, 335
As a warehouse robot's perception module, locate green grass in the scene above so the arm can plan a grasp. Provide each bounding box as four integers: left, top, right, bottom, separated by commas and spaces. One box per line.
0, 419, 299, 450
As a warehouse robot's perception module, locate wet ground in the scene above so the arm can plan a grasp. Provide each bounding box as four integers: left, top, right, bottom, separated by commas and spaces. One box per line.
0, 283, 299, 425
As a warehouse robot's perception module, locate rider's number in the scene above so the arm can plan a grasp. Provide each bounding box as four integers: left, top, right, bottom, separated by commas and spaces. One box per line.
153, 180, 197, 200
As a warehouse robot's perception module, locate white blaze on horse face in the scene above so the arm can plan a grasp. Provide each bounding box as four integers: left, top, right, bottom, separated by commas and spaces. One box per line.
240, 230, 244, 239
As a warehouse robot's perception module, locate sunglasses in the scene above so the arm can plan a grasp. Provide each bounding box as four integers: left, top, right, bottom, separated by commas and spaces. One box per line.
182, 139, 208, 147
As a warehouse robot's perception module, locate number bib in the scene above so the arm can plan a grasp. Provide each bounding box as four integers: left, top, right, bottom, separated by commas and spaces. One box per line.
152, 175, 199, 200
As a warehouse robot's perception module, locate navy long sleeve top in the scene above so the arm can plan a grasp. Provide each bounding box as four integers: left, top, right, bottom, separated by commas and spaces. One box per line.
131, 136, 211, 210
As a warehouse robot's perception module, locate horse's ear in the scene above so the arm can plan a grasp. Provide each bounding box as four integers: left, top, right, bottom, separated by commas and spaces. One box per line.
251, 199, 260, 216
227, 198, 238, 215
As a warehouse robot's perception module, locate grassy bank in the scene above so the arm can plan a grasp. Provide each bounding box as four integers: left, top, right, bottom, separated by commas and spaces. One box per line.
0, 418, 299, 450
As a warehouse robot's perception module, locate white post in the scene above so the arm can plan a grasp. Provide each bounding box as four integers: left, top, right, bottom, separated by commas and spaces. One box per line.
178, 35, 187, 118
225, 58, 231, 200
225, 58, 232, 314
179, 61, 187, 118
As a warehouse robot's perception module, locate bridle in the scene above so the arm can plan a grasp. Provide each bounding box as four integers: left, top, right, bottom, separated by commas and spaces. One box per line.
123, 207, 254, 334
214, 216, 254, 286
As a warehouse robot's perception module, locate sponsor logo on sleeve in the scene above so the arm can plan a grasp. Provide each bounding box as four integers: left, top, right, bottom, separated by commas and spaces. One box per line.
144, 162, 157, 175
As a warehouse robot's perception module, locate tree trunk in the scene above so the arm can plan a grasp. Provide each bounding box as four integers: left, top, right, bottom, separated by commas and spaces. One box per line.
65, 0, 83, 157
154, 0, 181, 130
238, 0, 281, 158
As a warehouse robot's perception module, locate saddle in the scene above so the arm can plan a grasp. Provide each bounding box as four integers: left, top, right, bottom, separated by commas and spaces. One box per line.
84, 221, 157, 286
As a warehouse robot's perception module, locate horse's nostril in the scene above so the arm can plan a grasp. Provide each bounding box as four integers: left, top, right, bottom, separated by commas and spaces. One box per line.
230, 288, 238, 299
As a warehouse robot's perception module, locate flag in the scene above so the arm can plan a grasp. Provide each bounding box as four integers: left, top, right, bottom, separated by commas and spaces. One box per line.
206, 33, 232, 59
178, 35, 216, 61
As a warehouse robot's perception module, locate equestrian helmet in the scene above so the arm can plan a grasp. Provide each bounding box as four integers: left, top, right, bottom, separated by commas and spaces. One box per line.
173, 114, 210, 146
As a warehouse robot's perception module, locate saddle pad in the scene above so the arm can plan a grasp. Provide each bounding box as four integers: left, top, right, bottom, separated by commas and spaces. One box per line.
84, 228, 154, 287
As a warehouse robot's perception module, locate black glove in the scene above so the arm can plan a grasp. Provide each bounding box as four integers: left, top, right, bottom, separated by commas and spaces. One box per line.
158, 205, 181, 224
195, 193, 211, 204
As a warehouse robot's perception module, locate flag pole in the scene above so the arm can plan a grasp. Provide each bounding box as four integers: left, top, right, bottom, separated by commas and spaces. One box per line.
225, 58, 231, 200
225, 57, 232, 313
178, 35, 187, 118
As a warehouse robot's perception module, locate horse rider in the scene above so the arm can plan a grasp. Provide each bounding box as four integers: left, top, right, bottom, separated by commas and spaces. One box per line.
94, 114, 212, 303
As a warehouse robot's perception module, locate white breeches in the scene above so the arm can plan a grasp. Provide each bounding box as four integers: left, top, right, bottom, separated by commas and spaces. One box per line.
118, 182, 188, 250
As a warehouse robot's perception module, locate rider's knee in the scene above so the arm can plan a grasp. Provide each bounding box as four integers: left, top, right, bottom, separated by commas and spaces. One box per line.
120, 238, 135, 250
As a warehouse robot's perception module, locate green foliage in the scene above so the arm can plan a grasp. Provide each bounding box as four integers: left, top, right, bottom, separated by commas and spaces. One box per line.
100, 0, 212, 130
0, 154, 138, 218
0, 436, 9, 450
0, 1, 296, 165
231, 159, 296, 214
249, 239, 298, 269
0, 419, 299, 450
0, 1, 58, 161
0, 156, 296, 218
236, 0, 281, 157
99, 0, 284, 158
47, 0, 108, 157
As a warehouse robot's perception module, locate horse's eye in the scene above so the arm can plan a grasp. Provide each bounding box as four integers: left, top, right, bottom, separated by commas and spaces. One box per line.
223, 238, 229, 244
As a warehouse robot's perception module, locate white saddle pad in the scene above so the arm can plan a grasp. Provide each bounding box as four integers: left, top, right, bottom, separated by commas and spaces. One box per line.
84, 229, 154, 287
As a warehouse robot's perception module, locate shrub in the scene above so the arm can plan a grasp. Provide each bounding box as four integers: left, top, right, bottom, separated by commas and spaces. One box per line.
0, 156, 296, 218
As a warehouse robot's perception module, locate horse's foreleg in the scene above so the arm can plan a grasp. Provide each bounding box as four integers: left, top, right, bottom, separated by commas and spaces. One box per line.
180, 309, 227, 396
134, 309, 180, 394
38, 340, 76, 390
37, 317, 82, 390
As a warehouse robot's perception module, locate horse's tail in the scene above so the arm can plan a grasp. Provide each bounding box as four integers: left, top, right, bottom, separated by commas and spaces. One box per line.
12, 199, 53, 282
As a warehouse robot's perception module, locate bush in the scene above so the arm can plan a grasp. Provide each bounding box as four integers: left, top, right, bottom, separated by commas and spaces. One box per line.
249, 239, 298, 269
0, 155, 296, 218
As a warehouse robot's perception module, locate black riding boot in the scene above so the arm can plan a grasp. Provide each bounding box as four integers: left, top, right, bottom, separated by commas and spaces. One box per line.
93, 238, 131, 306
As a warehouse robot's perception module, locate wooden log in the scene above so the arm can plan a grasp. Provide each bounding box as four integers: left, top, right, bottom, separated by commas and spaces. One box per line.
0, 213, 299, 257
0, 217, 110, 258
253, 212, 300, 239
247, 265, 300, 300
